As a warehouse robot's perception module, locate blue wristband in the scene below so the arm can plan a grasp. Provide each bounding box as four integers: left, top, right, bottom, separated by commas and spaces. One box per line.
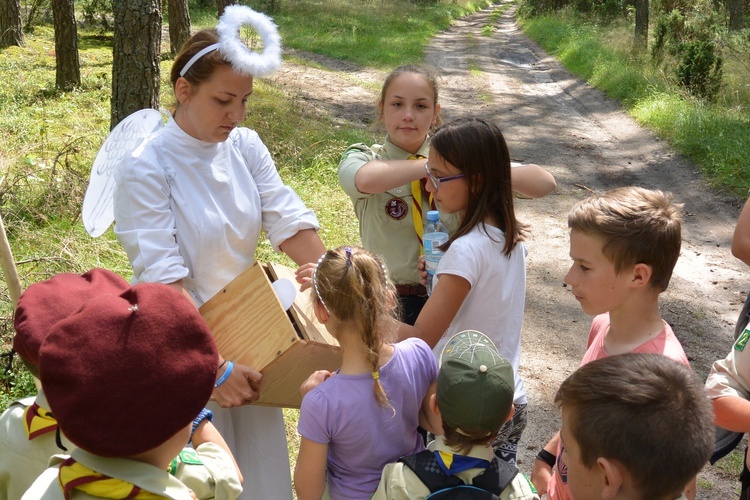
214, 360, 234, 388
190, 408, 214, 442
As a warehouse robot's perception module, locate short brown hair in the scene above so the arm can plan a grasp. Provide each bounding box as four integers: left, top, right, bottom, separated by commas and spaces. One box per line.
555, 353, 713, 500
567, 186, 682, 291
441, 419, 499, 456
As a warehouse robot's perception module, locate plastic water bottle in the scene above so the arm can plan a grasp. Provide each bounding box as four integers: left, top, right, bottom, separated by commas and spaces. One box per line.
423, 210, 448, 296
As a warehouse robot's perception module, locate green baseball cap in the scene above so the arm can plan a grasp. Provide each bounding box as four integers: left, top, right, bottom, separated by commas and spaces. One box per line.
437, 330, 515, 434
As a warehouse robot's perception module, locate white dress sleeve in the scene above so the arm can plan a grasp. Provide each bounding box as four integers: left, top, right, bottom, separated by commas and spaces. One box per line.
233, 129, 319, 250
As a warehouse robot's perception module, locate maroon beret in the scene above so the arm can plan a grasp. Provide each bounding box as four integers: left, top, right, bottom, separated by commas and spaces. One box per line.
13, 268, 130, 367
38, 282, 218, 457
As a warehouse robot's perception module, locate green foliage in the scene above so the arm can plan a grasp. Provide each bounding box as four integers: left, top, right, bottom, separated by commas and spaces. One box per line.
80, 0, 114, 30
0, 357, 36, 413
675, 39, 723, 99
651, 6, 724, 100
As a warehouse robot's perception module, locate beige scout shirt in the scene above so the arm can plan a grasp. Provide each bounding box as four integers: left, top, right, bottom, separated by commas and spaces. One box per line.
338, 136, 458, 286
21, 444, 241, 499
372, 435, 539, 500
706, 329, 750, 400
0, 392, 74, 500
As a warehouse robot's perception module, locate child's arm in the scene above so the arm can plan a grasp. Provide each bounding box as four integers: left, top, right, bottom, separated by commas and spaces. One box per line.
530, 431, 560, 496
192, 419, 244, 484
510, 163, 556, 199
714, 396, 750, 431
354, 159, 428, 194
398, 273, 471, 347
294, 437, 329, 500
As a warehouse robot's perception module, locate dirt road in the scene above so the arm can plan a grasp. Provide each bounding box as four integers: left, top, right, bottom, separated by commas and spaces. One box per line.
271, 2, 746, 497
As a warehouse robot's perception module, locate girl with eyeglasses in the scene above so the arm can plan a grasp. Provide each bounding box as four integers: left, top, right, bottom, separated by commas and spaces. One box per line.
338, 65, 555, 325
400, 117, 532, 469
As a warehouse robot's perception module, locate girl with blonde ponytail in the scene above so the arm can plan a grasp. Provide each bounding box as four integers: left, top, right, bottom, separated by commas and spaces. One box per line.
294, 246, 438, 500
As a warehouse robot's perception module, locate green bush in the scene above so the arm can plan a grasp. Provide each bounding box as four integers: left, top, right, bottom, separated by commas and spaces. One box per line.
652, 8, 724, 100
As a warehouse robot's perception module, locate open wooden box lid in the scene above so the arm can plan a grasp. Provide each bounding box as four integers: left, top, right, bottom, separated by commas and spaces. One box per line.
199, 261, 341, 408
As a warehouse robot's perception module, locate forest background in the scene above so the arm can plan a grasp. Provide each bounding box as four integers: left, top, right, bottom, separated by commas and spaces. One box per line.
0, 0, 749, 492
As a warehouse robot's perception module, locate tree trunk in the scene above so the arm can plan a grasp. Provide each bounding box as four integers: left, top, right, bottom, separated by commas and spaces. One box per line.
52, 0, 81, 89
167, 0, 191, 55
729, 0, 744, 30
111, 0, 161, 129
217, 0, 237, 18
0, 0, 24, 48
635, 0, 649, 51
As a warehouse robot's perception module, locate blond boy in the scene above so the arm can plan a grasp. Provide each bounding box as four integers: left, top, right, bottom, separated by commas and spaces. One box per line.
531, 187, 694, 499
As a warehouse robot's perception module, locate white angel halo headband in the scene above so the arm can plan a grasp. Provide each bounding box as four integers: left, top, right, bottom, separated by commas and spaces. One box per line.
179, 4, 282, 78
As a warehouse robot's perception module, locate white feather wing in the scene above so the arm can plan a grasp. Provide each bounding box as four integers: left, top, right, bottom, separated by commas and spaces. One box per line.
82, 109, 167, 237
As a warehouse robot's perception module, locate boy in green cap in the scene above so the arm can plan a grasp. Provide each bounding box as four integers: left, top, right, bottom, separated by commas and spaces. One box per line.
373, 330, 538, 499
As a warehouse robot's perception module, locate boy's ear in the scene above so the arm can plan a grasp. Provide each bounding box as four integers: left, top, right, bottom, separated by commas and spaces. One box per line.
630, 262, 653, 289
505, 403, 515, 423
429, 393, 440, 417
598, 457, 625, 499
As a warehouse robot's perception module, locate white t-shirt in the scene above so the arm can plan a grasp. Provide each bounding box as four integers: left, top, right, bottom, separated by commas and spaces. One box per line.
433, 224, 528, 404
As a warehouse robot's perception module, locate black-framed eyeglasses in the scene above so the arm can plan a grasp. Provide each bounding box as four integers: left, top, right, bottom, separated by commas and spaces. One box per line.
424, 163, 465, 190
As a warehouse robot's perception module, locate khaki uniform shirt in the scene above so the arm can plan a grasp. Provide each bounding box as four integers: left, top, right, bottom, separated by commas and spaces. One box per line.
338, 136, 458, 286
22, 444, 241, 499
372, 435, 539, 500
0, 392, 73, 499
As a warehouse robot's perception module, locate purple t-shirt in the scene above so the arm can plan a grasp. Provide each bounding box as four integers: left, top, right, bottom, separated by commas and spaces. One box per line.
297, 337, 437, 499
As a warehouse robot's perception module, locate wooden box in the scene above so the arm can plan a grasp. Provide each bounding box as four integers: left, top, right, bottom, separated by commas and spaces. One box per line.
199, 261, 341, 408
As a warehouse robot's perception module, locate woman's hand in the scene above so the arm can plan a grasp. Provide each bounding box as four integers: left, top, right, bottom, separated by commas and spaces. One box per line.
212, 362, 262, 407
300, 370, 333, 397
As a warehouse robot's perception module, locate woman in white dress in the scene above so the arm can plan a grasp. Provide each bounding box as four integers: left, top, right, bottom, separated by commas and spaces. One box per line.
113, 8, 325, 499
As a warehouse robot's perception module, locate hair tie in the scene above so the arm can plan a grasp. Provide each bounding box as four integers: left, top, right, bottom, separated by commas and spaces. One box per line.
372, 370, 380, 380
344, 247, 353, 267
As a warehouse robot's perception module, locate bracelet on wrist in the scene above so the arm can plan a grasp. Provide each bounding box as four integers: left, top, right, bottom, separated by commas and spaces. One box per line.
218, 359, 227, 370
536, 448, 556, 468
190, 408, 214, 442
214, 360, 234, 388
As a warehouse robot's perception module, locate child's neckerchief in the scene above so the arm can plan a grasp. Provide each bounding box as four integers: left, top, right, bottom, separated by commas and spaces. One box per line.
23, 402, 57, 440
435, 450, 491, 476
58, 457, 166, 499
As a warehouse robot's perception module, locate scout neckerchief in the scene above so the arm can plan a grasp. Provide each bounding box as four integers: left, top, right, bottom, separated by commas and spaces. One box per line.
58, 458, 165, 499
23, 402, 57, 440
435, 450, 491, 476
409, 154, 434, 253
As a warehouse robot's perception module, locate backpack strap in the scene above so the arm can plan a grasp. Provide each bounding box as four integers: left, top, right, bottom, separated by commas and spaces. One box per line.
472, 457, 519, 493
400, 450, 464, 492
400, 451, 519, 494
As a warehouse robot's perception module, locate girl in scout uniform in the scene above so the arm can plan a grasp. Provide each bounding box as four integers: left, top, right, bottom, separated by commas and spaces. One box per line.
338, 65, 555, 325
